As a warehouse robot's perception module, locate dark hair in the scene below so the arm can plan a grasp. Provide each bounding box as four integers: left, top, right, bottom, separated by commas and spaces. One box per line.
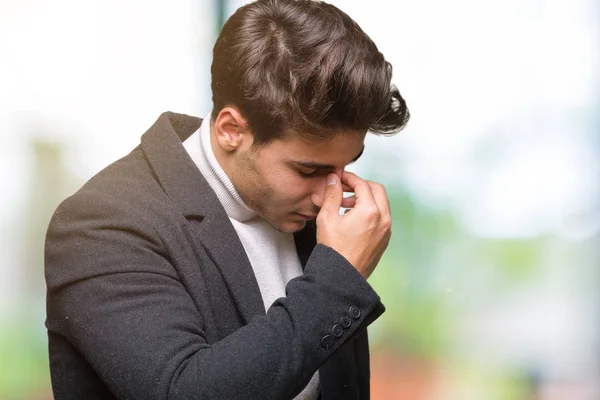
211, 0, 409, 144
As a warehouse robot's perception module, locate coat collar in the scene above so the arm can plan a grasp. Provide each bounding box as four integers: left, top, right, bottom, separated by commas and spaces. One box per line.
140, 111, 216, 219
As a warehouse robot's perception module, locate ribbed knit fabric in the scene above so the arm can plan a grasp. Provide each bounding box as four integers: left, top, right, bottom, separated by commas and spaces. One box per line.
182, 115, 320, 400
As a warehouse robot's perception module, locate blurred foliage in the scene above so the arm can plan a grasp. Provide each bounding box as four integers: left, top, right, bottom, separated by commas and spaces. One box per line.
370, 186, 457, 357
0, 138, 79, 400
0, 312, 50, 400
442, 361, 535, 400
477, 238, 546, 282
369, 183, 547, 361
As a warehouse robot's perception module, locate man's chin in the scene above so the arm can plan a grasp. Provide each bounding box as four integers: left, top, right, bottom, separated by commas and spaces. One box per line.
269, 218, 307, 234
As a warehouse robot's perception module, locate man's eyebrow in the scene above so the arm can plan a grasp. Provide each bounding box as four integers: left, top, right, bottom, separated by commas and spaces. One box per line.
295, 145, 365, 170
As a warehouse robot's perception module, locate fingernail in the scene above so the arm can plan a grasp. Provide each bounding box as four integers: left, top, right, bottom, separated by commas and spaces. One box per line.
327, 174, 337, 186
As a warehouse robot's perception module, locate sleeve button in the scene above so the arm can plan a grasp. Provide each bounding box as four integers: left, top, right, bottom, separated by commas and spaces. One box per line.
321, 335, 334, 350
349, 305, 361, 319
340, 315, 352, 329
332, 324, 344, 338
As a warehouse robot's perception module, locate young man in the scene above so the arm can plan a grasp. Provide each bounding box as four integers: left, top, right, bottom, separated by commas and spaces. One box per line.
44, 0, 409, 399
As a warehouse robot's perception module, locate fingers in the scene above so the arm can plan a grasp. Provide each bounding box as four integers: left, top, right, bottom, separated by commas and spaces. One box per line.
341, 171, 376, 207
366, 181, 391, 217
318, 173, 343, 218
341, 195, 356, 209
341, 172, 391, 222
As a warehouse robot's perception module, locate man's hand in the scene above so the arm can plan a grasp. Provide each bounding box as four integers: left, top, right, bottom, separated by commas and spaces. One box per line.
316, 171, 392, 279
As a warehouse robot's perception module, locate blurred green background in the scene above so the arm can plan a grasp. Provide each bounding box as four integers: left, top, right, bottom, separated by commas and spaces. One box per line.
0, 0, 598, 399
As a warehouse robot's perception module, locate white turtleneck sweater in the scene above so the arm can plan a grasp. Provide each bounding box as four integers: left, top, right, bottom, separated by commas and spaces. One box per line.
182, 114, 320, 400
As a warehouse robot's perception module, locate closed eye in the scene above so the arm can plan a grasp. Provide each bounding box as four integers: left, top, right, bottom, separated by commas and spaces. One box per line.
298, 168, 318, 177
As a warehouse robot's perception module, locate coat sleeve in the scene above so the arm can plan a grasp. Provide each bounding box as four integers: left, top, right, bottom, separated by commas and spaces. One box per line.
45, 189, 385, 400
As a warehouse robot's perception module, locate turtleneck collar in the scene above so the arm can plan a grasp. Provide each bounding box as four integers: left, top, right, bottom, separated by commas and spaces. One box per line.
183, 113, 257, 222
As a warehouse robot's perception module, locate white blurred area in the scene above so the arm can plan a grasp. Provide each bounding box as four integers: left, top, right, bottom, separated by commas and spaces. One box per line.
0, 0, 213, 309
1, 0, 598, 398
325, 0, 600, 240
0, 0, 212, 174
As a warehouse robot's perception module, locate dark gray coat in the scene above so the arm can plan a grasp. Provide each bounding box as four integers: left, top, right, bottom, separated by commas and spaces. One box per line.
45, 112, 385, 400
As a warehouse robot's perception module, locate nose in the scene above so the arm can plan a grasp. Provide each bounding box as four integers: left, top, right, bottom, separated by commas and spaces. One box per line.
310, 182, 326, 209
310, 170, 343, 209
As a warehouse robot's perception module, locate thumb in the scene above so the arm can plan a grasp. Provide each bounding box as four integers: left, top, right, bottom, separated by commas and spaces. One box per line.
319, 173, 342, 216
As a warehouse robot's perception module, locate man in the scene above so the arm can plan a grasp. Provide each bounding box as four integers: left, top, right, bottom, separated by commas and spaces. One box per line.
44, 0, 409, 399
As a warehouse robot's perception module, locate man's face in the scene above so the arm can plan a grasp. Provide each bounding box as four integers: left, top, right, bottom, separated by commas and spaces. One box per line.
229, 131, 366, 233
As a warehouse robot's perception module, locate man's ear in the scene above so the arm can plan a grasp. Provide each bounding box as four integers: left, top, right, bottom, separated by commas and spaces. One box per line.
213, 107, 252, 151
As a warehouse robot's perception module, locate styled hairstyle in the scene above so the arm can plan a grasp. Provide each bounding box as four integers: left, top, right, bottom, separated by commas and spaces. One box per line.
211, 0, 410, 144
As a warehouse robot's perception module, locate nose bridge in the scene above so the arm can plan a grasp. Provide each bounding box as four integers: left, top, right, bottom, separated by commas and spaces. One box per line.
310, 178, 327, 208
311, 168, 344, 208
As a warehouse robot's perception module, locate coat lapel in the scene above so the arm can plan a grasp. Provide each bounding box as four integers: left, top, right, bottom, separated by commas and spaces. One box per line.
140, 112, 265, 323
191, 215, 266, 321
